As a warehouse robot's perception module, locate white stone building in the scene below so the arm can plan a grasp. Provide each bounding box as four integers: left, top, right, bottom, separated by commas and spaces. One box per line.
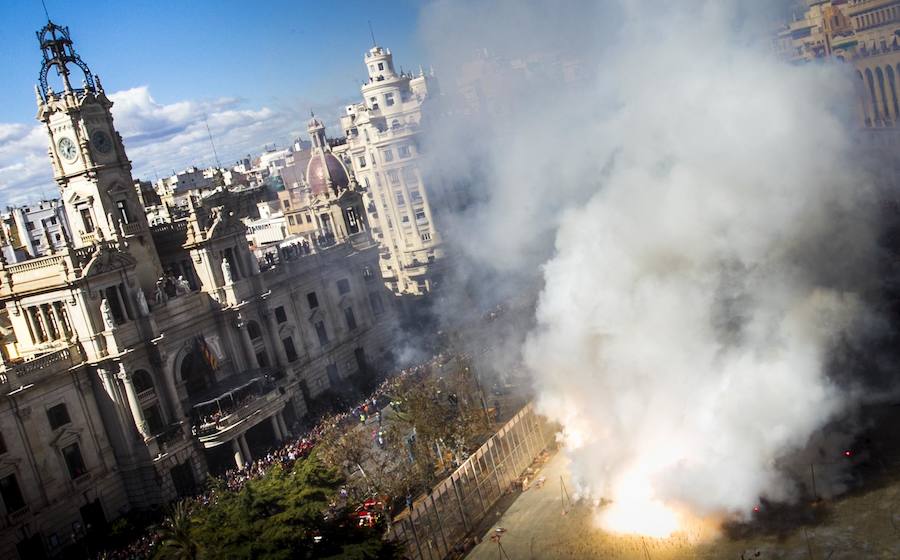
0, 199, 72, 262
340, 46, 445, 295
0, 21, 398, 559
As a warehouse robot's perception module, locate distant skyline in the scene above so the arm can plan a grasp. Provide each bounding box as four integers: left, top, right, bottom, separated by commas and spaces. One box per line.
0, 0, 427, 205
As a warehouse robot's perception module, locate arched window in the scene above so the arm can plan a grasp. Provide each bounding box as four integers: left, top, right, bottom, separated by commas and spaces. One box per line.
181, 348, 214, 401
887, 66, 899, 118
247, 321, 262, 340
866, 68, 881, 121
858, 71, 872, 126
877, 67, 890, 120
133, 370, 154, 394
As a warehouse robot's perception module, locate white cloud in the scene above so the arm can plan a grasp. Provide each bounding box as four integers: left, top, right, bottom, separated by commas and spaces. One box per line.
0, 86, 348, 205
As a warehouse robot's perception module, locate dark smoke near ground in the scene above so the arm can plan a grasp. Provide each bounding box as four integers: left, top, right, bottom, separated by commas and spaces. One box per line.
413, 0, 900, 534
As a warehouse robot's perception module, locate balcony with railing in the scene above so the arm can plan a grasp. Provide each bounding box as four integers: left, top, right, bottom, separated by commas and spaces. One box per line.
0, 345, 81, 388
0, 240, 124, 297
121, 221, 143, 237
190, 369, 286, 446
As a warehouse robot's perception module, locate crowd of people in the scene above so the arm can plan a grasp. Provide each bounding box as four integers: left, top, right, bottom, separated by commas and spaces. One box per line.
98, 354, 448, 560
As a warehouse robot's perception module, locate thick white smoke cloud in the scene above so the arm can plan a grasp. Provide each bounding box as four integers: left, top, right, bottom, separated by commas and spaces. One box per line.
420, 0, 881, 531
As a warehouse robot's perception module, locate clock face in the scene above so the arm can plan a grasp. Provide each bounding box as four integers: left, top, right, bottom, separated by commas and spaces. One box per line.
90, 130, 112, 154
57, 137, 78, 162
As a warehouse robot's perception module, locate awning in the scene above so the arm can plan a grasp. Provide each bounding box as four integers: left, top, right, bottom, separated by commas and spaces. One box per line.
191, 377, 260, 409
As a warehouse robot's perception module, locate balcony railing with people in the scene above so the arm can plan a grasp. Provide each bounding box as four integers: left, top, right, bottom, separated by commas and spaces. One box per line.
190, 369, 283, 439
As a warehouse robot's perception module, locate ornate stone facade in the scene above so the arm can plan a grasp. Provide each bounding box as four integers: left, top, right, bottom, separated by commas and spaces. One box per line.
0, 21, 398, 559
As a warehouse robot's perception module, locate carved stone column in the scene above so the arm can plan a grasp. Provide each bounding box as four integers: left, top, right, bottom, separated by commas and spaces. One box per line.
239, 434, 252, 464
264, 310, 288, 367
277, 411, 289, 438
50, 302, 70, 338
39, 304, 58, 340
30, 306, 47, 342
232, 438, 245, 470
271, 414, 283, 441
117, 365, 150, 439
236, 314, 259, 370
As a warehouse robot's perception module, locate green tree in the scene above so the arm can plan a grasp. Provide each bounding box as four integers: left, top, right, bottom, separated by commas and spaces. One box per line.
155, 453, 399, 559
157, 500, 199, 560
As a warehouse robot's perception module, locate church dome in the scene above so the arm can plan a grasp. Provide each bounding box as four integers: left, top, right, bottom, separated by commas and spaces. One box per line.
306, 151, 350, 196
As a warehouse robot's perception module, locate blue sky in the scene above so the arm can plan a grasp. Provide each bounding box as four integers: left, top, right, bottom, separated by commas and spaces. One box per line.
0, 0, 427, 205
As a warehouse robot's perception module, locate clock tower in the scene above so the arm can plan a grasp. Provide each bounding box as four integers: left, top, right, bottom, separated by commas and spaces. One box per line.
35, 21, 162, 293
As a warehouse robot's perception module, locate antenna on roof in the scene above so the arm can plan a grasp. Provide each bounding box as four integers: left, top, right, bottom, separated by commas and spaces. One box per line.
40, 0, 51, 22
368, 20, 377, 47
203, 115, 221, 169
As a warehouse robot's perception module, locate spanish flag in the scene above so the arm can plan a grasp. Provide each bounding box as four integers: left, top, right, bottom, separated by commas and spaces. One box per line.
196, 335, 218, 371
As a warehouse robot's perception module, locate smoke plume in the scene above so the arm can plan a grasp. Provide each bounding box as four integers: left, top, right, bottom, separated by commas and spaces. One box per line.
419, 0, 888, 532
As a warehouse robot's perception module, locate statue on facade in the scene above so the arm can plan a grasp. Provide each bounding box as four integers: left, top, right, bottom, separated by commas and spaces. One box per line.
221, 258, 233, 285
175, 276, 191, 295
135, 289, 149, 316
154, 277, 167, 304
100, 298, 115, 330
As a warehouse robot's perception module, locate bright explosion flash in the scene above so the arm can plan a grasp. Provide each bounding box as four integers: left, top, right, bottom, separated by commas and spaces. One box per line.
595, 472, 680, 537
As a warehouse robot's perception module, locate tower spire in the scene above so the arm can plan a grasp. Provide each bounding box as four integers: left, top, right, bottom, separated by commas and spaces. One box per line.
368, 20, 377, 47
36, 20, 96, 97
40, 0, 50, 23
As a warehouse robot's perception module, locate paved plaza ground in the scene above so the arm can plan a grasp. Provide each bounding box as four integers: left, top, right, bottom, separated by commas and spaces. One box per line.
465, 449, 900, 560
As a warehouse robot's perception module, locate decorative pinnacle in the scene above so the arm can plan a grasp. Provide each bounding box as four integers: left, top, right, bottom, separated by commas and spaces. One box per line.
34, 84, 44, 107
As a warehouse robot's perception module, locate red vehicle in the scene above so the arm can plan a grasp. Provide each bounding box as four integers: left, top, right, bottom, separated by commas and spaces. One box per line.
350, 497, 385, 528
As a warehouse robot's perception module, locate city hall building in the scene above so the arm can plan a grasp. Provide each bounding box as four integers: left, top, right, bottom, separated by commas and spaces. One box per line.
0, 21, 397, 559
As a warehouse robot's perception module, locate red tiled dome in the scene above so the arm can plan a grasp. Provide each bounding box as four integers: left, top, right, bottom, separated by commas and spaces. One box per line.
306, 152, 350, 196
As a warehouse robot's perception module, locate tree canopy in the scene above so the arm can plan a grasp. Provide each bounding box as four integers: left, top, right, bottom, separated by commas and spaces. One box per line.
154, 453, 400, 560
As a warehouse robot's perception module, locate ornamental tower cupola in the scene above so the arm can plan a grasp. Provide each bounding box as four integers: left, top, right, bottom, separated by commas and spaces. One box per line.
35, 21, 162, 293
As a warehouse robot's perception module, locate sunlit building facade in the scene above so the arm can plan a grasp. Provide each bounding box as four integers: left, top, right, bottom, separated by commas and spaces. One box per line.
0, 22, 397, 559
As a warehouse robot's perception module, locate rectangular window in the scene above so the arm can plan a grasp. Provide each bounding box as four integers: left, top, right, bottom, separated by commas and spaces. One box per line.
401, 215, 410, 223
421, 232, 432, 241
26, 222, 35, 231
105, 285, 127, 324
307, 292, 319, 309
344, 307, 358, 331
116, 200, 132, 224
409, 189, 422, 201
395, 192, 406, 206
50, 216, 57, 225
275, 306, 287, 323
398, 144, 411, 158
315, 320, 329, 347
377, 62, 384, 71
357, 155, 367, 168
369, 292, 385, 316
385, 92, 395, 107
306, 214, 312, 224
382, 149, 393, 163
0, 474, 25, 513
415, 211, 427, 224
337, 278, 351, 295
283, 337, 298, 362
283, 199, 291, 209
62, 442, 87, 480
47, 403, 71, 430
387, 170, 400, 185
80, 208, 95, 233
288, 215, 296, 225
